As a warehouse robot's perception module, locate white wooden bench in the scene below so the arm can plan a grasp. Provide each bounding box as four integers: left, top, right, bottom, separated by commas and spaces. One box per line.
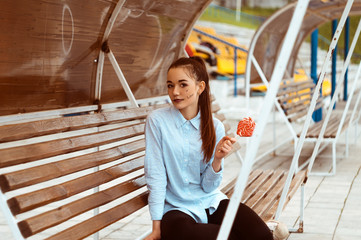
0, 100, 307, 239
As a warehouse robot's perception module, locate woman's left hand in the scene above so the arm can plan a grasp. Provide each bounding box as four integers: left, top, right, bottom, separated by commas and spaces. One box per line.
212, 136, 236, 172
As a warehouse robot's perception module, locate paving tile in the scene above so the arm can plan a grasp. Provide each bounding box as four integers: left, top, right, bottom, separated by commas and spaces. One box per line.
288, 233, 333, 240
333, 235, 361, 240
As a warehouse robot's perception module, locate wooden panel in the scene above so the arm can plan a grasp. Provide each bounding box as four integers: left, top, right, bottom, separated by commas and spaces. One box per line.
288, 102, 322, 122
221, 169, 263, 198
214, 113, 226, 122
297, 113, 351, 138
252, 173, 288, 220
0, 139, 145, 192
261, 170, 307, 221
286, 98, 322, 116
18, 175, 146, 238
8, 155, 145, 215
0, 105, 165, 143
211, 103, 221, 114
224, 123, 231, 133
244, 170, 284, 209
242, 170, 274, 203
45, 192, 149, 240
279, 89, 313, 103
277, 81, 314, 96
281, 97, 311, 111
0, 123, 145, 168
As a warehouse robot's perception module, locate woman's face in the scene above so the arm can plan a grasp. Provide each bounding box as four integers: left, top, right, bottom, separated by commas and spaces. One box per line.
167, 67, 204, 117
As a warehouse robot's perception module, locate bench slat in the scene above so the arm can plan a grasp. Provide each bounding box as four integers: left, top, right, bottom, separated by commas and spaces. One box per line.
45, 192, 149, 240
244, 170, 285, 209
252, 173, 288, 220
214, 113, 226, 122
281, 96, 311, 111
8, 155, 144, 214
0, 105, 163, 143
286, 98, 322, 116
242, 170, 274, 203
221, 169, 263, 197
278, 79, 313, 90
261, 170, 306, 221
288, 102, 323, 122
211, 103, 221, 114
0, 139, 145, 192
0, 123, 145, 168
305, 116, 339, 138
297, 113, 352, 138
277, 81, 314, 97
18, 175, 146, 238
278, 89, 313, 104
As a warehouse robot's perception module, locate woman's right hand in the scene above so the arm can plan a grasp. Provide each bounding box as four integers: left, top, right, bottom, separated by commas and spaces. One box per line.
144, 220, 161, 240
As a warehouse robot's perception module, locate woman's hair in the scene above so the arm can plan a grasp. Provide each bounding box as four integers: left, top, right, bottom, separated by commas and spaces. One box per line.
168, 56, 216, 163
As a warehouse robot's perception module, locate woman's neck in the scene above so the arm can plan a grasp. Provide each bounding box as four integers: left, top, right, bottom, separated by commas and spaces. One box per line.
179, 106, 198, 120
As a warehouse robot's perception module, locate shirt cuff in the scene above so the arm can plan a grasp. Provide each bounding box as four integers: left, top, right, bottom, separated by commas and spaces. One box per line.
149, 203, 164, 221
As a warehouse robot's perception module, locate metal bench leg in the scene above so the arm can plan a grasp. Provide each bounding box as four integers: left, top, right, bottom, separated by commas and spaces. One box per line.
345, 128, 349, 158
289, 182, 305, 233
294, 138, 299, 173
235, 151, 244, 164
331, 141, 337, 176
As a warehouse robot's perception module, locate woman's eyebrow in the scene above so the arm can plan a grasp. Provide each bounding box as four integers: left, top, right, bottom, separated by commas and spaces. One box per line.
166, 79, 188, 83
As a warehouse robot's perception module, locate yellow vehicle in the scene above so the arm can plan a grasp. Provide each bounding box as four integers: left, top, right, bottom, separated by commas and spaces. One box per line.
186, 26, 248, 76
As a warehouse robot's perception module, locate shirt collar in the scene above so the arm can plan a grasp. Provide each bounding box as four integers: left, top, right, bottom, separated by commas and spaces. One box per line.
171, 106, 201, 130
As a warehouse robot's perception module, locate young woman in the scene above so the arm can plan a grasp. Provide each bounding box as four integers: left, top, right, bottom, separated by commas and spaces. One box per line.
144, 57, 274, 240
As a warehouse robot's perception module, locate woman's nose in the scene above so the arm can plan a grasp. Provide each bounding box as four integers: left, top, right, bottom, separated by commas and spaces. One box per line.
172, 86, 179, 95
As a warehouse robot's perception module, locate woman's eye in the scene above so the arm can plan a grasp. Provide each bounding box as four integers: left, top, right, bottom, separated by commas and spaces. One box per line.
167, 84, 173, 88
180, 83, 187, 87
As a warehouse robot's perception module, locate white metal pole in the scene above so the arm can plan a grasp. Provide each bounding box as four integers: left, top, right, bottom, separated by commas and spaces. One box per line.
236, 0, 241, 22
216, 1, 309, 239
244, 3, 296, 109
107, 49, 139, 108
95, 51, 105, 101
0, 192, 24, 240
94, 0, 126, 102
307, 9, 359, 174
275, 0, 354, 220
349, 76, 361, 127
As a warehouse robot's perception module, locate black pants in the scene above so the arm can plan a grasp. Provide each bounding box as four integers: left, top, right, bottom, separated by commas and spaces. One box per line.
161, 199, 273, 240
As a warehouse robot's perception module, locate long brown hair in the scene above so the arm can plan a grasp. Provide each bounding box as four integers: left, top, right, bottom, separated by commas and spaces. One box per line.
168, 57, 215, 163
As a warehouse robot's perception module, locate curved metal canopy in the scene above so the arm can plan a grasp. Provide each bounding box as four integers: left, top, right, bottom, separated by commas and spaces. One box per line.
247, 0, 361, 85
0, 0, 211, 116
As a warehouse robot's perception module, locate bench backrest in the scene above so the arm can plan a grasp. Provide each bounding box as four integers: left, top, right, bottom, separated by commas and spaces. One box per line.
277, 78, 323, 122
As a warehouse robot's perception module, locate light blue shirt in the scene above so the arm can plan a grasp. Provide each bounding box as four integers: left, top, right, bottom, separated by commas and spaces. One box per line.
144, 105, 227, 223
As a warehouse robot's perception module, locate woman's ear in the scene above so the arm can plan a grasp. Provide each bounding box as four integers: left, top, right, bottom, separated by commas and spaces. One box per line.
198, 81, 206, 95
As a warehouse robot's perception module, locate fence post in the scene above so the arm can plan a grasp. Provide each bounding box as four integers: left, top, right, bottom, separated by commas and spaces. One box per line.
344, 17, 350, 101
332, 19, 338, 108
234, 47, 238, 96
311, 29, 322, 122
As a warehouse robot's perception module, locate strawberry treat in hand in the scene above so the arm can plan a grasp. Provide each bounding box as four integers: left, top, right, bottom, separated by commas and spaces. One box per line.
237, 117, 255, 137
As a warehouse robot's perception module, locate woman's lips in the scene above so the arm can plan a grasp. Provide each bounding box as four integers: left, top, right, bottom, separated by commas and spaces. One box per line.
173, 99, 183, 103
